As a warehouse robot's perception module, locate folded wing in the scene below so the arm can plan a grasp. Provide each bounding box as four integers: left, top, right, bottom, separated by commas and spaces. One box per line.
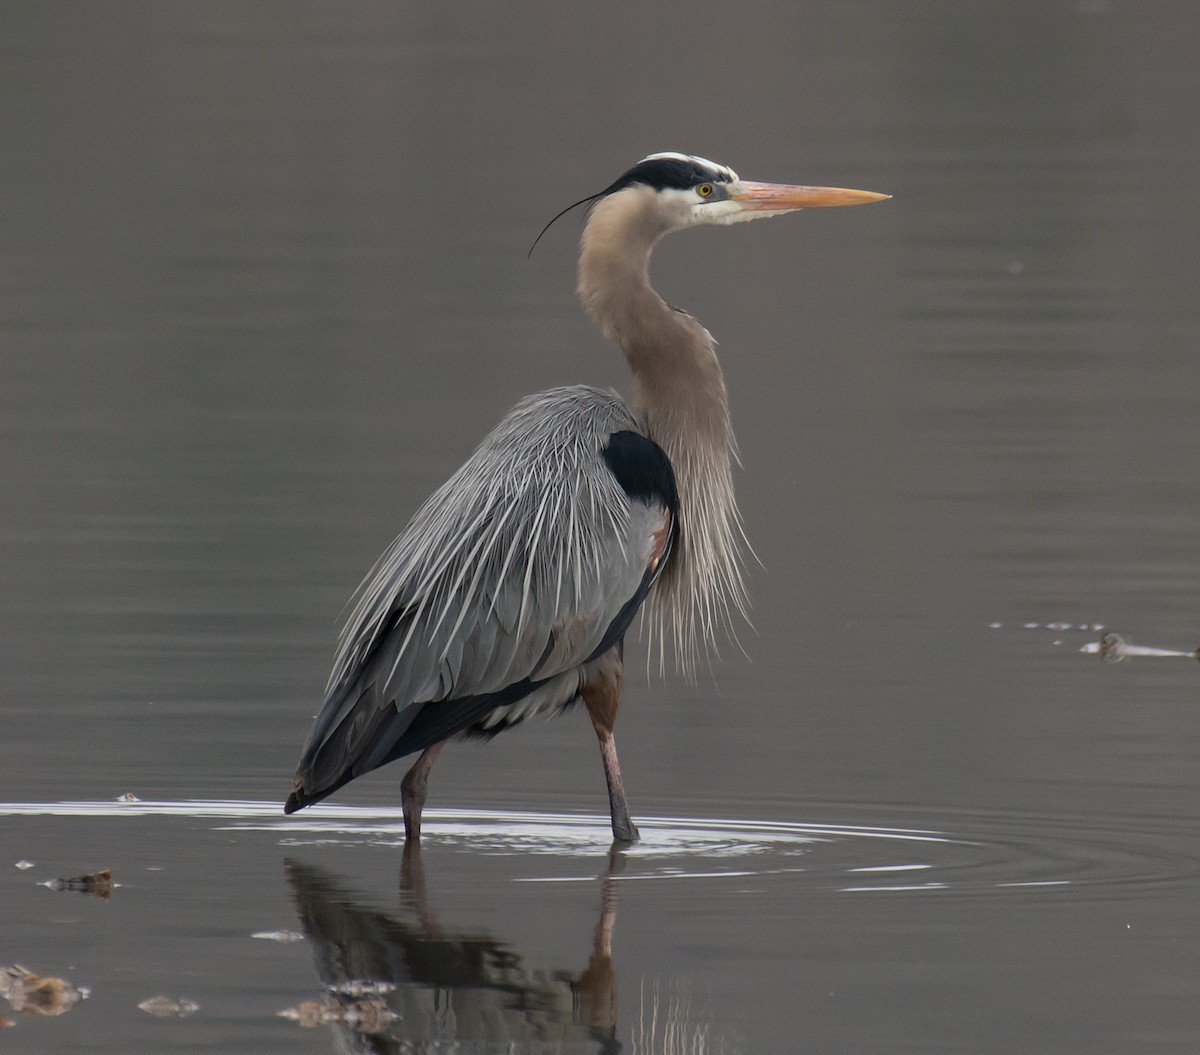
286, 386, 676, 811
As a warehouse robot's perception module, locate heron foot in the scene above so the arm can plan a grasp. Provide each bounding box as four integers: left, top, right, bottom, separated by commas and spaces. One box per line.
611, 815, 640, 844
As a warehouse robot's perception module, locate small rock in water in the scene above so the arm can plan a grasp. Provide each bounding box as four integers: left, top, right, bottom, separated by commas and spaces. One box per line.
14, 861, 34, 871
0, 966, 90, 1017
45, 869, 115, 899
1089, 632, 1126, 661
138, 995, 200, 1017
278, 997, 397, 1034
251, 929, 305, 943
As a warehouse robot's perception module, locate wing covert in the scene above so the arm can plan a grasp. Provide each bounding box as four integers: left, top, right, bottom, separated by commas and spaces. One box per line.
292, 386, 677, 800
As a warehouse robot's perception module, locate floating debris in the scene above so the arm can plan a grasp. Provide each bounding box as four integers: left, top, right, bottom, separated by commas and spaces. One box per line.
45, 869, 115, 899
278, 997, 397, 1034
251, 929, 305, 943
327, 979, 397, 997
14, 861, 34, 871
0, 966, 90, 1017
138, 995, 200, 1018
1080, 633, 1200, 664
116, 793, 142, 803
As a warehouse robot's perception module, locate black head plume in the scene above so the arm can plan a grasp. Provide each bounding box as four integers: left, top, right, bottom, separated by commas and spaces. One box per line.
527, 191, 603, 258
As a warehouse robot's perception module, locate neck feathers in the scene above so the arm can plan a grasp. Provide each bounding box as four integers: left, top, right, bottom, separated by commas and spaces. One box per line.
579, 189, 750, 674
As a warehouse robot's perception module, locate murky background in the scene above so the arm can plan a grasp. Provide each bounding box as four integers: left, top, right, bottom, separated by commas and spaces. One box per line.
3, 1, 1199, 1051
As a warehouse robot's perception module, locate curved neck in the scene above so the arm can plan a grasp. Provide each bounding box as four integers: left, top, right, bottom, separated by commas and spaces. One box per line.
577, 188, 729, 450
577, 187, 748, 671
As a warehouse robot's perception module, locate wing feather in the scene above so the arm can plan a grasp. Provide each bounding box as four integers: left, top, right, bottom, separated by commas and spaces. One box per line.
290, 386, 674, 807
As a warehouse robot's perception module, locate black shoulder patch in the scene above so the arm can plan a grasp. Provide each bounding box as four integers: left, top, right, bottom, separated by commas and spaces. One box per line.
602, 431, 678, 512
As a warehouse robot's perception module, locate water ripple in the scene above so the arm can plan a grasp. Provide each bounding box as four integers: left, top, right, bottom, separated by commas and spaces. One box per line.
1, 800, 1195, 901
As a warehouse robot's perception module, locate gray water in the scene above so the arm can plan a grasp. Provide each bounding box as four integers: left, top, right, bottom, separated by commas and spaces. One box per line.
2, 2, 1199, 1051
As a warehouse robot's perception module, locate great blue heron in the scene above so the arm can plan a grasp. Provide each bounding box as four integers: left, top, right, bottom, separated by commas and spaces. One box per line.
284, 152, 887, 842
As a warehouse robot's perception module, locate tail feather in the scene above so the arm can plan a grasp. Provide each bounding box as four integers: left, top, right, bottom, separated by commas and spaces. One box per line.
283, 783, 309, 814
282, 678, 548, 816
283, 766, 355, 815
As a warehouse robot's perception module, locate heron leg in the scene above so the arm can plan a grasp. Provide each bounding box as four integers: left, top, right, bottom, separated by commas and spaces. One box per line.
401, 741, 445, 842
582, 666, 639, 844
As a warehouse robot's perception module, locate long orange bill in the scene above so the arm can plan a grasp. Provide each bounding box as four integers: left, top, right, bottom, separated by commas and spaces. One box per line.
730, 181, 889, 210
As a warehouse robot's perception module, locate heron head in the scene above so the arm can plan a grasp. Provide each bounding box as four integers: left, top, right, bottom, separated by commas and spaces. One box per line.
601, 152, 888, 232
531, 152, 887, 254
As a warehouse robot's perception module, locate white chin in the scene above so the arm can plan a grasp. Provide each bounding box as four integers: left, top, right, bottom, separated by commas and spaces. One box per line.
699, 201, 800, 226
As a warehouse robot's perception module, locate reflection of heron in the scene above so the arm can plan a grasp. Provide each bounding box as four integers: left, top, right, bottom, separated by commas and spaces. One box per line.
283, 850, 622, 1052
284, 153, 887, 841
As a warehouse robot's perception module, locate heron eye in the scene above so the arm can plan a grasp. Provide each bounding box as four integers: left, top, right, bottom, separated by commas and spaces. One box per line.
696, 183, 714, 198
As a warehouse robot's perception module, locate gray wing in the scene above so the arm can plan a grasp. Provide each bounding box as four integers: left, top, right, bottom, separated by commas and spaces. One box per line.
288, 386, 673, 809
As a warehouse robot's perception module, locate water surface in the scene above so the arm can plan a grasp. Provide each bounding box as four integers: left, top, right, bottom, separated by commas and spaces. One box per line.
2, 1, 1199, 1051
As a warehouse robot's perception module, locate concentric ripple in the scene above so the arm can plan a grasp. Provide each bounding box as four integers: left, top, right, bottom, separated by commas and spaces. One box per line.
1, 800, 1195, 899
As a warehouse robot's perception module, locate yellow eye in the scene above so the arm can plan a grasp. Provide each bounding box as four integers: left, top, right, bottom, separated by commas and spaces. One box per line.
697, 183, 714, 198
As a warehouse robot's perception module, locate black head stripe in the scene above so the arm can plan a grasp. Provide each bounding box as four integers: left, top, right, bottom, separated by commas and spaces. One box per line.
530, 153, 735, 255
600, 153, 735, 197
